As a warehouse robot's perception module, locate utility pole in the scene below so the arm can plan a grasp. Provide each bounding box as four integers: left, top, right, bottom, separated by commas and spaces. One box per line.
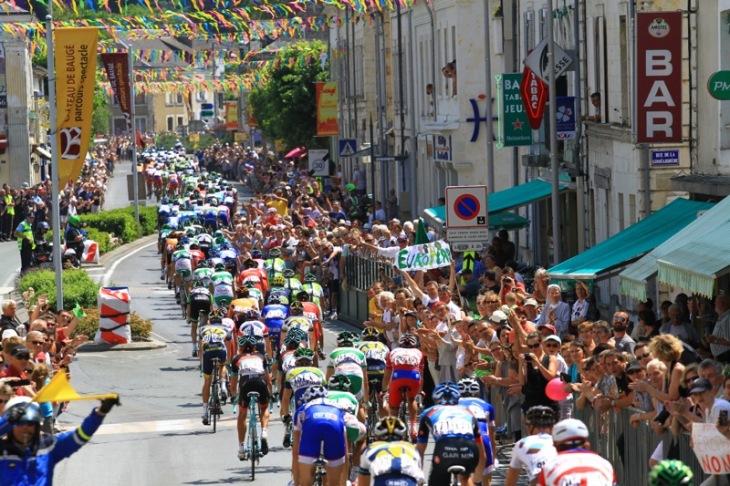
547, 0, 561, 264
483, 0, 495, 193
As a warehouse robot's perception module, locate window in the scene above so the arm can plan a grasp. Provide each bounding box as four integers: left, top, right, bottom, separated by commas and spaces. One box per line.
176, 93, 184, 105
524, 10, 536, 55
618, 192, 625, 231
177, 116, 184, 127
167, 116, 174, 132
586, 16, 607, 123
196, 91, 207, 102
134, 93, 145, 105
629, 194, 637, 224
354, 43, 364, 99
166, 93, 174, 106
619, 15, 630, 125
393, 30, 408, 113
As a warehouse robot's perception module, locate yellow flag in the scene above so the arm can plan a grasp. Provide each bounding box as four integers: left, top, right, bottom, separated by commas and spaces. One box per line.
54, 28, 99, 186
33, 370, 117, 404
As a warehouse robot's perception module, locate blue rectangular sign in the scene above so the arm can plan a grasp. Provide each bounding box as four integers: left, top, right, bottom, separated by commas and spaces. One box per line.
651, 150, 680, 167
556, 96, 576, 140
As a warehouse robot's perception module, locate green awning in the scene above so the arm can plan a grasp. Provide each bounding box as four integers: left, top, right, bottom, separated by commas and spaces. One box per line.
423, 205, 530, 230
548, 198, 715, 280
489, 179, 569, 213
620, 196, 730, 300
656, 224, 730, 298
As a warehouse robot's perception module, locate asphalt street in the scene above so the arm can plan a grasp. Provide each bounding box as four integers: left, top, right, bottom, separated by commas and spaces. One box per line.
46, 169, 525, 485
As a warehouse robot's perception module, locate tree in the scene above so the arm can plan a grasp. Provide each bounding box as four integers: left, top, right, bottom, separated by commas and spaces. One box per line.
248, 40, 329, 149
92, 71, 110, 137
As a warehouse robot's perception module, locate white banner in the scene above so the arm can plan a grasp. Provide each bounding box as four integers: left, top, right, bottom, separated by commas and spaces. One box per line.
395, 240, 452, 271
691, 423, 730, 474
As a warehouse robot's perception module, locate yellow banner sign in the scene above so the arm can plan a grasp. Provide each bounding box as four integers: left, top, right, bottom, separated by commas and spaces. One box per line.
234, 132, 248, 142
315, 81, 338, 136
225, 100, 239, 130
55, 28, 99, 185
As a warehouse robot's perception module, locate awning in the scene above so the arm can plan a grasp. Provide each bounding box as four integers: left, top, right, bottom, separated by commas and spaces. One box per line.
34, 146, 51, 159
489, 179, 569, 214
619, 196, 729, 301
423, 205, 530, 230
548, 198, 714, 280
284, 146, 305, 159
656, 224, 730, 298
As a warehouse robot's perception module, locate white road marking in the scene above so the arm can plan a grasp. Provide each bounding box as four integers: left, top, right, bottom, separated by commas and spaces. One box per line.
93, 414, 285, 436
102, 241, 157, 287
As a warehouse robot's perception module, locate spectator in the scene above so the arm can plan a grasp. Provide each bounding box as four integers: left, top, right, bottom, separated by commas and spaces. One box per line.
518, 331, 559, 416
0, 300, 22, 335
537, 285, 570, 338
707, 294, 730, 361
612, 310, 636, 355
660, 304, 700, 349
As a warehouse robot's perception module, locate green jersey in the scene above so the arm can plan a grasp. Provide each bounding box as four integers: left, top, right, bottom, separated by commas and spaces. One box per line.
211, 270, 234, 286
172, 249, 191, 261
302, 282, 324, 307
327, 390, 361, 443
328, 348, 367, 368
328, 348, 367, 398
193, 267, 214, 286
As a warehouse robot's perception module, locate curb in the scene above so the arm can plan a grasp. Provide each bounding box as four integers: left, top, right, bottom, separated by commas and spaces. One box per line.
76, 338, 168, 353
98, 233, 157, 267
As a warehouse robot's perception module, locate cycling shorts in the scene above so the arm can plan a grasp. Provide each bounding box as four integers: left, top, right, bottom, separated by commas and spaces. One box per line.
429, 438, 479, 484
479, 422, 495, 474
298, 416, 347, 467
374, 475, 420, 486
169, 181, 179, 188
367, 374, 384, 394
202, 348, 226, 376
189, 301, 211, 321
388, 372, 421, 409
238, 378, 269, 409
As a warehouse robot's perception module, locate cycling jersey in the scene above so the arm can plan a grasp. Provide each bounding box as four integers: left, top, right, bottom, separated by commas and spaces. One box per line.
280, 349, 298, 375
459, 397, 496, 473
211, 270, 234, 286
212, 283, 234, 309
301, 302, 321, 324
188, 287, 212, 320
327, 390, 363, 443
386, 347, 425, 409
248, 288, 264, 303
173, 250, 192, 278
329, 348, 367, 398
537, 448, 616, 486
193, 267, 214, 286
238, 268, 269, 293
294, 398, 347, 466
230, 351, 270, 408
267, 287, 291, 303
284, 366, 326, 407
359, 441, 425, 485
229, 298, 259, 318
238, 319, 268, 355
284, 276, 303, 292
198, 323, 232, 375
301, 282, 324, 307
509, 432, 557, 481
262, 304, 289, 350
359, 341, 390, 376
263, 258, 286, 279
282, 316, 314, 339
189, 249, 205, 269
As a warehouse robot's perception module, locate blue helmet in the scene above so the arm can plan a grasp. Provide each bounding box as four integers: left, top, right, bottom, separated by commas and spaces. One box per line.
432, 381, 461, 405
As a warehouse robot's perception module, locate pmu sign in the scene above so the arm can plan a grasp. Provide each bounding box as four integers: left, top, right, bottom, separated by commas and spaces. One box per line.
520, 67, 547, 130
636, 12, 682, 143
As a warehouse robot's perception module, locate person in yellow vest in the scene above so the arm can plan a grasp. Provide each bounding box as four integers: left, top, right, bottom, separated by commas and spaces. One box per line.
3, 189, 14, 241
14, 212, 35, 274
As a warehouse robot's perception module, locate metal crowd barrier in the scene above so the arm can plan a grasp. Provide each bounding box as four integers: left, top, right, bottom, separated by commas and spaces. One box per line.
340, 254, 396, 326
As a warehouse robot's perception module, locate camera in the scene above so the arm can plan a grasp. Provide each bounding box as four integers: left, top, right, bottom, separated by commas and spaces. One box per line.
523, 353, 533, 362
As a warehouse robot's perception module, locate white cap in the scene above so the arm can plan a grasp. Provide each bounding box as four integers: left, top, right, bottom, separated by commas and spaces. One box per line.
1, 329, 18, 340
490, 310, 508, 323
523, 298, 538, 306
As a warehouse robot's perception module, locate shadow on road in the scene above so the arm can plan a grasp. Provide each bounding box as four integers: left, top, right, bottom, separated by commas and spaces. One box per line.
159, 366, 199, 372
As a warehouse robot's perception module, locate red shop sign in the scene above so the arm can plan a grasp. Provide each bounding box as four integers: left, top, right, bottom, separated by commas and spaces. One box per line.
520, 67, 548, 130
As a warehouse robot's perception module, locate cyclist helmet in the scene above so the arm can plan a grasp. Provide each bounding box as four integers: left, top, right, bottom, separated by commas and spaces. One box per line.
238, 335, 258, 352
296, 291, 310, 302
432, 381, 461, 405
294, 347, 315, 365
185, 228, 195, 237
4, 396, 42, 425
398, 333, 419, 349
214, 262, 225, 271
457, 377, 481, 397
373, 416, 408, 442
302, 385, 327, 403
194, 280, 206, 288
242, 258, 258, 269
268, 295, 281, 305
161, 197, 169, 205
288, 328, 308, 343
304, 273, 317, 283
361, 326, 380, 341
290, 301, 304, 315
269, 248, 281, 258
251, 249, 263, 259
336, 331, 356, 347
282, 269, 295, 278
197, 260, 208, 268
551, 418, 589, 447
327, 374, 352, 392
283, 333, 303, 348
525, 405, 558, 428
236, 287, 250, 299
272, 275, 286, 287
649, 460, 694, 486
242, 308, 260, 321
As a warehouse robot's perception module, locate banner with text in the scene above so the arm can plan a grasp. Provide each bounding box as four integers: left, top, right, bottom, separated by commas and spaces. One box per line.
100, 53, 132, 131
315, 81, 339, 136
636, 12, 682, 143
225, 100, 239, 130
556, 96, 576, 140
500, 73, 531, 147
55, 28, 99, 185
691, 423, 730, 474
395, 241, 453, 272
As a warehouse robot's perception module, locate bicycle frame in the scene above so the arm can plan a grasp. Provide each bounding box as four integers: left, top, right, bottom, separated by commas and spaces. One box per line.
209, 358, 222, 433
247, 391, 261, 480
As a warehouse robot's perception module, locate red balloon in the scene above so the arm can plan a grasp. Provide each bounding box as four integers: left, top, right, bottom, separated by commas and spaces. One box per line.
545, 377, 570, 401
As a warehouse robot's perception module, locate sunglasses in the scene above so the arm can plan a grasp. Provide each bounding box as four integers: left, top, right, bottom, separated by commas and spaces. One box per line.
627, 369, 642, 375
613, 316, 627, 323
544, 342, 560, 349
635, 353, 650, 360
14, 355, 31, 360
486, 300, 500, 304
0, 399, 7, 404
31, 341, 45, 345
527, 343, 541, 349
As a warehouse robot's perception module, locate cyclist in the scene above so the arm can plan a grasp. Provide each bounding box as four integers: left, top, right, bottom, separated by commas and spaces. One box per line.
198, 312, 234, 426
236, 309, 270, 358
278, 330, 307, 413
230, 335, 272, 460
229, 287, 259, 320
262, 294, 289, 373
326, 331, 369, 421
358, 416, 426, 486
282, 268, 303, 292
251, 249, 265, 268
417, 382, 486, 486
193, 259, 214, 287
281, 301, 315, 354
281, 348, 326, 420
187, 280, 213, 357
188, 242, 206, 270
243, 281, 265, 309
327, 374, 367, 485
237, 257, 269, 294
458, 377, 496, 486
297, 291, 325, 359
505, 405, 557, 486
382, 333, 425, 440
268, 274, 291, 302
172, 242, 193, 303
648, 459, 694, 486
358, 326, 390, 417
293, 385, 347, 486
210, 262, 235, 310
264, 247, 286, 280
301, 273, 324, 309
536, 418, 616, 486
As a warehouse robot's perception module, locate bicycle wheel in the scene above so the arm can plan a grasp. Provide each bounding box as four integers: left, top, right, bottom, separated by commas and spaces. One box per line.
180, 285, 188, 319
249, 405, 258, 480
210, 373, 219, 433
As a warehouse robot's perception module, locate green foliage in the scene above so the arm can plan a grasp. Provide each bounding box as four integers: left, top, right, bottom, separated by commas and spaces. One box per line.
92, 71, 111, 137
74, 307, 154, 342
18, 269, 100, 310
84, 227, 113, 254
80, 211, 138, 243
119, 205, 158, 236
248, 40, 330, 149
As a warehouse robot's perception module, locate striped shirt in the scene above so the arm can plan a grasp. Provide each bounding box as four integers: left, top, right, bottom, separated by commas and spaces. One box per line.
537, 449, 616, 486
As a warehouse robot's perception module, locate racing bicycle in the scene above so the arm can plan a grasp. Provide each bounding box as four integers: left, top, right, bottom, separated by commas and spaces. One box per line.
366, 379, 380, 444
208, 357, 223, 432
449, 465, 466, 486
313, 455, 328, 486
241, 391, 264, 480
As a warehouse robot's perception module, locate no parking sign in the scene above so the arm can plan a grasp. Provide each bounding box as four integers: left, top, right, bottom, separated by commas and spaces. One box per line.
445, 186, 489, 243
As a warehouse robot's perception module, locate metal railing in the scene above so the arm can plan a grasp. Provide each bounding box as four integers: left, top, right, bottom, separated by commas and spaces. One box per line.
343, 253, 396, 292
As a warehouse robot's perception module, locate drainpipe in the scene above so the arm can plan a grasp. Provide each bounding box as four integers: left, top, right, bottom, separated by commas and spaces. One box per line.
408, 10, 418, 218
425, 3, 438, 119
483, 0, 495, 193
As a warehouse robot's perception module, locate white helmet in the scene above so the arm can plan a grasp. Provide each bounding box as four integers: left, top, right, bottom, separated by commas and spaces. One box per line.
551, 418, 589, 445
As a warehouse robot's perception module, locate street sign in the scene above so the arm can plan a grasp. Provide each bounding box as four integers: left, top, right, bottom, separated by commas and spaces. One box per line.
708, 71, 730, 100
201, 103, 214, 109
445, 185, 489, 244
200, 110, 214, 118
500, 73, 531, 147
651, 150, 680, 167
520, 67, 547, 130
523, 37, 573, 84
308, 149, 330, 176
556, 96, 576, 140
339, 139, 357, 157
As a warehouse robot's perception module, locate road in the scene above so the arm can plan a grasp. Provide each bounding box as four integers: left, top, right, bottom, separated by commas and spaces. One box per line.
48, 176, 525, 485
